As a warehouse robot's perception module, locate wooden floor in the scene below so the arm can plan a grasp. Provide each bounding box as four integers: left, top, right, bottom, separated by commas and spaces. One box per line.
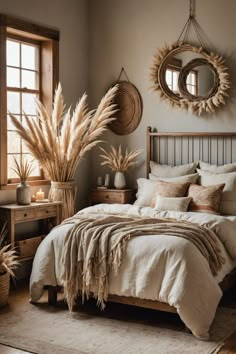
0, 281, 236, 354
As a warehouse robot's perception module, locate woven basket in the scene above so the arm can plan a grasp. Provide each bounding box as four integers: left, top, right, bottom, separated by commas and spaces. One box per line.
0, 272, 10, 308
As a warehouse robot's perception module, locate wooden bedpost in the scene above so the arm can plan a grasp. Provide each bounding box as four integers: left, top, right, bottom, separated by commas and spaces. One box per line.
146, 126, 152, 178
48, 286, 58, 305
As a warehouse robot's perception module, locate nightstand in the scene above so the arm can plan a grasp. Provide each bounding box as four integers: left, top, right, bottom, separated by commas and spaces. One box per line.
0, 202, 62, 262
90, 189, 136, 205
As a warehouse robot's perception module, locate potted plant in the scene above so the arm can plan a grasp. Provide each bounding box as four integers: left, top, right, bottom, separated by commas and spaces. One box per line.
10, 84, 118, 220
0, 222, 18, 307
100, 145, 142, 189
12, 156, 33, 205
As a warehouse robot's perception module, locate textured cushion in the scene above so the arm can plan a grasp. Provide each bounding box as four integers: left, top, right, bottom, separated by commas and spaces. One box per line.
150, 161, 198, 177
199, 161, 236, 174
149, 173, 199, 184
154, 196, 192, 212
188, 183, 225, 214
134, 177, 192, 207
150, 181, 190, 208
197, 169, 236, 215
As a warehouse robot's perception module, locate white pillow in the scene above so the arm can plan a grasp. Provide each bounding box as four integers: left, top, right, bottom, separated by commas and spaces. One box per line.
197, 168, 236, 215
199, 161, 236, 174
149, 173, 199, 184
150, 161, 197, 177
154, 196, 192, 212
135, 174, 198, 207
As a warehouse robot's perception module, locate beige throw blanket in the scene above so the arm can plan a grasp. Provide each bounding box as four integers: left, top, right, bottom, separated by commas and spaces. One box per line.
61, 213, 225, 311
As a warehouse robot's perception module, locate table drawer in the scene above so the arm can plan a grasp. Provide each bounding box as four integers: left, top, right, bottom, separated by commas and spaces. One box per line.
91, 191, 122, 203
37, 205, 57, 218
14, 208, 36, 222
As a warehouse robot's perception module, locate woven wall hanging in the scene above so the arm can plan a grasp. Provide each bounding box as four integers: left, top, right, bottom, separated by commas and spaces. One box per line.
109, 68, 142, 135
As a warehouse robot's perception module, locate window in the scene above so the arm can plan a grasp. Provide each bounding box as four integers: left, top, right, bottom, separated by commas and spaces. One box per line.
166, 58, 198, 96
7, 37, 41, 182
0, 14, 59, 189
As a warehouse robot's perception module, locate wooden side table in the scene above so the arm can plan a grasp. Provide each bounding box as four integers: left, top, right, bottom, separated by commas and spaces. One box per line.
89, 188, 136, 205
0, 201, 62, 262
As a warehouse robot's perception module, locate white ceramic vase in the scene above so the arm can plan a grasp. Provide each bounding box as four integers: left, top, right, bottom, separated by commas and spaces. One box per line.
114, 171, 126, 189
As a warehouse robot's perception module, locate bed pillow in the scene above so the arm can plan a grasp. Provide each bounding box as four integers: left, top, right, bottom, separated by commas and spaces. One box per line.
197, 169, 236, 215
134, 178, 191, 207
188, 183, 225, 214
150, 161, 198, 177
149, 173, 199, 184
154, 196, 192, 212
150, 180, 190, 208
199, 161, 236, 174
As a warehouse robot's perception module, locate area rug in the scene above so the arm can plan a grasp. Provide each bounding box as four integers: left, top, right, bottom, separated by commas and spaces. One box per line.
0, 294, 236, 354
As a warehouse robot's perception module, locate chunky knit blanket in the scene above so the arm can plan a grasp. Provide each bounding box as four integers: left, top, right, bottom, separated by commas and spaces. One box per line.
60, 213, 225, 311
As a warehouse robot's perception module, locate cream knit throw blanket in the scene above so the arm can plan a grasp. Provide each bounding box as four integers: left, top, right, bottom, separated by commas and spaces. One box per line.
60, 213, 225, 311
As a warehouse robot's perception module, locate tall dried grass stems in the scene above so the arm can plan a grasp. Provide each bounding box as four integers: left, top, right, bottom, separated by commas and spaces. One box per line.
12, 156, 33, 182
100, 145, 142, 172
10, 84, 118, 220
0, 221, 18, 277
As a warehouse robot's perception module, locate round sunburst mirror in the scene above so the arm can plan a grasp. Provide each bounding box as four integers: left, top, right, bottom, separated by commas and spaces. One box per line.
150, 42, 230, 115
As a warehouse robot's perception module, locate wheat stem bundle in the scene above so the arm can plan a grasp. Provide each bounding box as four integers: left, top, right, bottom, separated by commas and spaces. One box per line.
12, 156, 33, 182
100, 145, 142, 172
10, 84, 118, 220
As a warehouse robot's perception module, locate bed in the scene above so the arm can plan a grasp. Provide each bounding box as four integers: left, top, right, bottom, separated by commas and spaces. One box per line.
30, 127, 236, 340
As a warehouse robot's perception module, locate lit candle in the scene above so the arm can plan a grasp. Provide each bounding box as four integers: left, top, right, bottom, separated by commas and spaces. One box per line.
36, 188, 45, 200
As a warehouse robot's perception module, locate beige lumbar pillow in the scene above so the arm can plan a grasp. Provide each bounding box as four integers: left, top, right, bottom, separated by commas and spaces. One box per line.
149, 173, 199, 184
154, 196, 192, 212
197, 168, 236, 215
188, 183, 225, 214
150, 161, 198, 178
199, 161, 236, 174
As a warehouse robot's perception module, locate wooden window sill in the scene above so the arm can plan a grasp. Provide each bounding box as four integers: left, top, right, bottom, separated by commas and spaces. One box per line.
0, 180, 50, 190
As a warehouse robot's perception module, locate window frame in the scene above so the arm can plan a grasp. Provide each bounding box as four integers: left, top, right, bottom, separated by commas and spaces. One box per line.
0, 14, 59, 190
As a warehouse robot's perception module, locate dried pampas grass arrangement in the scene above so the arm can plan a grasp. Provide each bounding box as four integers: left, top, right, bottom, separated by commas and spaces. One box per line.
100, 145, 142, 172
12, 156, 33, 183
10, 84, 118, 220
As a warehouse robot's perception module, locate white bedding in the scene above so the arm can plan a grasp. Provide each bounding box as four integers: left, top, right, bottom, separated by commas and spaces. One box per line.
30, 204, 236, 340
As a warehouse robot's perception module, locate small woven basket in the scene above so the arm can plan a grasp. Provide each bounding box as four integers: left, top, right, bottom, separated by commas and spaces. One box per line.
0, 272, 10, 308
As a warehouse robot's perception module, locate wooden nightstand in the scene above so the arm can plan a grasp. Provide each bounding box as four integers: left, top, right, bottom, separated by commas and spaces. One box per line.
0, 202, 62, 262
90, 188, 136, 205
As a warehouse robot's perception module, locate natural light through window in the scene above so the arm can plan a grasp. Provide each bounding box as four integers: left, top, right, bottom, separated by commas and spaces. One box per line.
165, 68, 197, 96
7, 38, 42, 182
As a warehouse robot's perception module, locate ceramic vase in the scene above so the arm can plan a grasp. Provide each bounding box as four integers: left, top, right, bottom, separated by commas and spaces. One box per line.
114, 171, 126, 189
16, 181, 31, 205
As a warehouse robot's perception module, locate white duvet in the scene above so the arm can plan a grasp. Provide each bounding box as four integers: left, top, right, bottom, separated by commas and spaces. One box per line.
30, 204, 236, 340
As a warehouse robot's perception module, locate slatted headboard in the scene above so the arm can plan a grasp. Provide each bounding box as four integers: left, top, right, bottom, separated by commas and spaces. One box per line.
146, 126, 236, 178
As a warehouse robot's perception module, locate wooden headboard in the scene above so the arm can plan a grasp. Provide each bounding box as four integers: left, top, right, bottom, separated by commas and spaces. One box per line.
146, 127, 236, 178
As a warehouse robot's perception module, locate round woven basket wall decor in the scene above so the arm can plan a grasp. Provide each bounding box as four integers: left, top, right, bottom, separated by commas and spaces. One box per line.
109, 80, 142, 135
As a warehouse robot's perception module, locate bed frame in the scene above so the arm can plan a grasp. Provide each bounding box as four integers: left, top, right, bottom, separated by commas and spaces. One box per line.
48, 126, 236, 314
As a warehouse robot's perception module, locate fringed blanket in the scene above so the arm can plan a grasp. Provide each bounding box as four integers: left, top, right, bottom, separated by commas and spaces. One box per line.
60, 213, 225, 311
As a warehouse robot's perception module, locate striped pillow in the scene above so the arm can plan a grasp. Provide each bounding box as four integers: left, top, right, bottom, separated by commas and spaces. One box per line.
188, 183, 225, 214
150, 180, 190, 208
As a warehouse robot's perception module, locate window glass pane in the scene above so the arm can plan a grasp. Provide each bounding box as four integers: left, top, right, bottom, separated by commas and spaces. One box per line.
7, 67, 20, 87
165, 70, 172, 85
22, 70, 38, 90
22, 93, 37, 115
7, 92, 20, 114
173, 72, 178, 92
7, 114, 21, 131
7, 40, 20, 67
8, 154, 21, 179
22, 44, 38, 70
7, 131, 21, 153
23, 154, 41, 176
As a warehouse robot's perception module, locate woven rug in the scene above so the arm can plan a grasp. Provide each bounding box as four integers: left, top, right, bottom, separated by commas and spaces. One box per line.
0, 292, 236, 354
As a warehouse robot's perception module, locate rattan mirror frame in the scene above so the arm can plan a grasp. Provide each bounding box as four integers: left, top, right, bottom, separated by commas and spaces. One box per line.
150, 42, 230, 115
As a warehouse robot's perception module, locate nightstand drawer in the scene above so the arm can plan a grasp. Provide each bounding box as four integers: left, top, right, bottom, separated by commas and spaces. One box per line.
37, 205, 57, 218
94, 191, 122, 203
14, 208, 36, 221
90, 189, 136, 205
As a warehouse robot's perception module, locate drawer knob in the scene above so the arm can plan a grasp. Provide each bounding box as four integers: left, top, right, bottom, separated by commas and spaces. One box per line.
105, 195, 109, 198
24, 213, 27, 217
46, 210, 49, 214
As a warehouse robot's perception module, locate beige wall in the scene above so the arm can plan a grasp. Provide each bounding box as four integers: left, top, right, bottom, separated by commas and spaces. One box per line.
88, 0, 236, 188
0, 0, 89, 209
